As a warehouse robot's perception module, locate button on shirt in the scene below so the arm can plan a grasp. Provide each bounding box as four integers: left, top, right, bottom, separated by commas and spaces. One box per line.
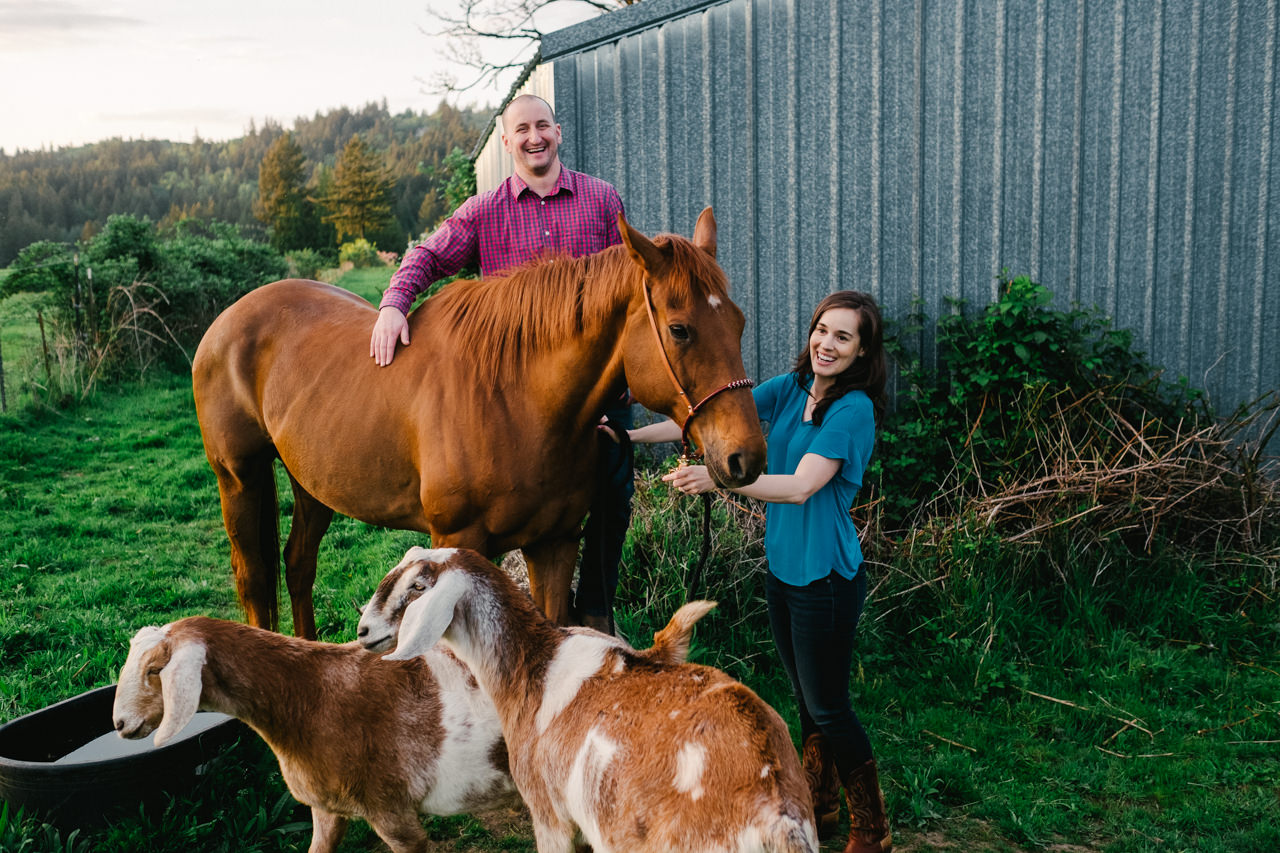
380, 167, 626, 315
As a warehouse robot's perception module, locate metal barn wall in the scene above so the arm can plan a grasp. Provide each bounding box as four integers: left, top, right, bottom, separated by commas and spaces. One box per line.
542, 0, 1279, 428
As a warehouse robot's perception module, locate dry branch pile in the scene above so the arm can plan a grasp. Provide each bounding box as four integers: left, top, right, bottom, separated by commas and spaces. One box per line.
934, 387, 1279, 555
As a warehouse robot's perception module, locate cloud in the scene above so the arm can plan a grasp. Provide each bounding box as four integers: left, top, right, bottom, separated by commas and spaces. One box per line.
96, 107, 245, 125
0, 0, 142, 50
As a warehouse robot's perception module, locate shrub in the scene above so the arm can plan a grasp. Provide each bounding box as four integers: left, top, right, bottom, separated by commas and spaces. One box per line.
874, 275, 1210, 531
86, 214, 160, 273
7, 219, 287, 397
151, 220, 288, 350
338, 238, 381, 269
1, 240, 75, 298
285, 248, 332, 280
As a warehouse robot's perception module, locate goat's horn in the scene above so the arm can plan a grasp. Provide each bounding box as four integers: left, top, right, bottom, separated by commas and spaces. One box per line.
351, 597, 364, 615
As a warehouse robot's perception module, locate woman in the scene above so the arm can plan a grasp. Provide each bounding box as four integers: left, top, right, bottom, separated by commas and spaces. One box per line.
630, 290, 891, 853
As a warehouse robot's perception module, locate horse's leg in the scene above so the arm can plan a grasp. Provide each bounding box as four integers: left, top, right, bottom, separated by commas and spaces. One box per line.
210, 452, 281, 631
519, 538, 580, 626
283, 473, 334, 640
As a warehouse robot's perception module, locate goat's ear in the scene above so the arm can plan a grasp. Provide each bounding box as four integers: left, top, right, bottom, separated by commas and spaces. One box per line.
383, 570, 469, 661
692, 207, 717, 259
618, 213, 671, 280
154, 642, 205, 747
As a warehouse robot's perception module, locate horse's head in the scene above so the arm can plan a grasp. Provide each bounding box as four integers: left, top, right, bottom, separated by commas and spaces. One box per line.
618, 208, 766, 488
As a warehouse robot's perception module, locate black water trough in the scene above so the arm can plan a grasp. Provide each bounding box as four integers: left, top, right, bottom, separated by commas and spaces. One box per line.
0, 685, 246, 826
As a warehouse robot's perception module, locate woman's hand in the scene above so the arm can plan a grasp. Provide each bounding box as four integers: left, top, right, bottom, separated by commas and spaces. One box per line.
662, 463, 715, 495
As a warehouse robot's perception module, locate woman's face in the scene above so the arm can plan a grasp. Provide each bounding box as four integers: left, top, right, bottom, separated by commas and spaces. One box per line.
809, 307, 863, 379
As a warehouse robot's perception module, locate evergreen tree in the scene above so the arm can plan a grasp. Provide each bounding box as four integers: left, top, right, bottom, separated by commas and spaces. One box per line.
319, 135, 395, 244
254, 133, 320, 251
0, 102, 488, 265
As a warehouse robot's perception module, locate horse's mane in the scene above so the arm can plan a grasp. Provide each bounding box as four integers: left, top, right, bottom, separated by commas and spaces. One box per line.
420, 234, 729, 383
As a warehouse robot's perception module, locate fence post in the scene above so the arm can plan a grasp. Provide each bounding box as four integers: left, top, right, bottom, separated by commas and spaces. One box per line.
37, 308, 52, 388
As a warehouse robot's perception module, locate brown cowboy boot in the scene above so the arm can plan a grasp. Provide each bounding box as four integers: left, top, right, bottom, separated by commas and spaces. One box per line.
842, 759, 892, 853
801, 733, 842, 838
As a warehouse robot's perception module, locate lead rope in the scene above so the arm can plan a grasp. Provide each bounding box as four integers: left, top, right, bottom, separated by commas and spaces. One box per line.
639, 276, 753, 601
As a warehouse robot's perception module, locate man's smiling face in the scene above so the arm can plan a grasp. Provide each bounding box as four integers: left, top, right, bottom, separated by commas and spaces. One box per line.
501, 97, 561, 179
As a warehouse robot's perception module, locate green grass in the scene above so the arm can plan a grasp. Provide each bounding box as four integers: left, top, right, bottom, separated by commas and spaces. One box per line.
322, 266, 394, 304
0, 290, 55, 413
0, 301, 1277, 850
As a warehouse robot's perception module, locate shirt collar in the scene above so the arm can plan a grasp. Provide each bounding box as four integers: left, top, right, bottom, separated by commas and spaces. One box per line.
507, 166, 576, 200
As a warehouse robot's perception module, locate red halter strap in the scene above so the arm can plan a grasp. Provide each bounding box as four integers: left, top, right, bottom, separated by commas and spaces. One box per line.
641, 276, 754, 459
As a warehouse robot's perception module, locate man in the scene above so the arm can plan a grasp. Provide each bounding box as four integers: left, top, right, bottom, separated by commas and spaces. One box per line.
369, 94, 632, 632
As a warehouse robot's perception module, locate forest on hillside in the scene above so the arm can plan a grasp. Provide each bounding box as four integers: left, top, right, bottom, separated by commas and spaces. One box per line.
0, 100, 490, 266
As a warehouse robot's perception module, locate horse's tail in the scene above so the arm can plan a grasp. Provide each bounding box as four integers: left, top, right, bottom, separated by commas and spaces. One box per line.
255, 455, 281, 631
217, 450, 282, 633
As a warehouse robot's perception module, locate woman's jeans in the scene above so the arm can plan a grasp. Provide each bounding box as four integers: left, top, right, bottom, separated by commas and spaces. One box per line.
766, 568, 874, 774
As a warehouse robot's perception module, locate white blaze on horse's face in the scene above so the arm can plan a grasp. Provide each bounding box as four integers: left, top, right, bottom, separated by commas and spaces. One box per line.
707, 294, 722, 309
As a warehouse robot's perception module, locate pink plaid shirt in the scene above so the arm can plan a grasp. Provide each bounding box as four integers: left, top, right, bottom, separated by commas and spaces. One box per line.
380, 167, 626, 315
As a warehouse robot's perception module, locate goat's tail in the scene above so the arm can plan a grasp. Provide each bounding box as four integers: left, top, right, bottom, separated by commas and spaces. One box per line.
648, 599, 717, 665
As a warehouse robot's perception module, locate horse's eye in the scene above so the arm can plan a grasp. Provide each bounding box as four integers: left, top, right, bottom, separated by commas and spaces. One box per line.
668, 324, 690, 342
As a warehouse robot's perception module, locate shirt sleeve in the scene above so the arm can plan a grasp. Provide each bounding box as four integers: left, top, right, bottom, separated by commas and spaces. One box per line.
807, 394, 875, 488
747, 373, 778, 422
380, 195, 483, 314
604, 187, 625, 247
752, 374, 787, 424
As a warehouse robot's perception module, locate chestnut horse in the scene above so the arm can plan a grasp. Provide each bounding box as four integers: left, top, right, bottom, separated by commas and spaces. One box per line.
193, 208, 766, 638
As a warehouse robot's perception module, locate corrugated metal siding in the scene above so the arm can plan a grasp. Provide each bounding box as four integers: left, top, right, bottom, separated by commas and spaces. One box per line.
542, 0, 1279, 431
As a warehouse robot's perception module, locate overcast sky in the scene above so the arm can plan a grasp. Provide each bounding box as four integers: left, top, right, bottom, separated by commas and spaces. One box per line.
0, 0, 593, 153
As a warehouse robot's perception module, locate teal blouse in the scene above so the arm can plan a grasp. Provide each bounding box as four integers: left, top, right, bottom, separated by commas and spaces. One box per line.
752, 373, 876, 585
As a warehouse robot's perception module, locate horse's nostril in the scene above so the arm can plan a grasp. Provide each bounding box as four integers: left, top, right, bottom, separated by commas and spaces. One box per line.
357, 625, 369, 638
727, 452, 745, 482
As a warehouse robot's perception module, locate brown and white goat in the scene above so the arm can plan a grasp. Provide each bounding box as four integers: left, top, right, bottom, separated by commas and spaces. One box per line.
112, 617, 517, 853
357, 546, 818, 853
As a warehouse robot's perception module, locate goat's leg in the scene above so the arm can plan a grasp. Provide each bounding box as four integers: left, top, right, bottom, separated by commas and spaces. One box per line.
521, 537, 580, 626
530, 814, 579, 853
283, 473, 334, 640
307, 808, 347, 853
210, 452, 280, 631
368, 814, 432, 853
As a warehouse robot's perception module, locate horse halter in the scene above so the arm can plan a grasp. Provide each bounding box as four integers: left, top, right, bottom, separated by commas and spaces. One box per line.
641, 276, 754, 459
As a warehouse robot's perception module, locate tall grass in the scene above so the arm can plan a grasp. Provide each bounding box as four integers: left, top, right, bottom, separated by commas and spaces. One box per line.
0, 291, 55, 412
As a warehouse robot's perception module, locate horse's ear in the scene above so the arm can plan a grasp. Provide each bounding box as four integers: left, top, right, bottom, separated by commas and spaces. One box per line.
618, 213, 670, 278
692, 207, 717, 259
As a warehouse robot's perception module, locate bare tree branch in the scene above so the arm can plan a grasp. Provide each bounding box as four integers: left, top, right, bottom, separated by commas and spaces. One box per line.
419, 0, 637, 95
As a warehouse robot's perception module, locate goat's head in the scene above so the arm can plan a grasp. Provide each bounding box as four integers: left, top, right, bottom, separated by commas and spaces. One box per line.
357, 546, 481, 659
112, 623, 207, 747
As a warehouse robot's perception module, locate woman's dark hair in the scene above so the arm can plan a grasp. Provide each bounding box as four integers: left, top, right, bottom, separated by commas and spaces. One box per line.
791, 290, 888, 426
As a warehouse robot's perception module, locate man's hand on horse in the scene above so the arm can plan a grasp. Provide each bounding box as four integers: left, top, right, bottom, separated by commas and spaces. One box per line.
371, 307, 411, 366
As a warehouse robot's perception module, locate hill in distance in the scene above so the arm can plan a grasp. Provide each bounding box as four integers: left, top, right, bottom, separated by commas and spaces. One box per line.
0, 99, 492, 265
